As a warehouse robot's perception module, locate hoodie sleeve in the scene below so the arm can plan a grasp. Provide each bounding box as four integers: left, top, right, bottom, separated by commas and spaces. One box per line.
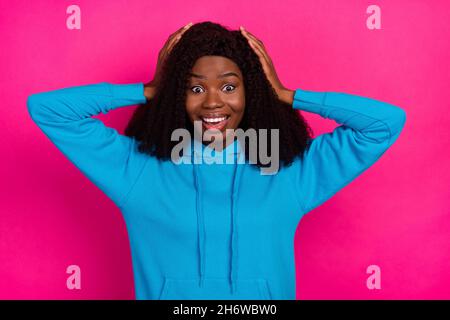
291, 88, 407, 215
27, 82, 148, 209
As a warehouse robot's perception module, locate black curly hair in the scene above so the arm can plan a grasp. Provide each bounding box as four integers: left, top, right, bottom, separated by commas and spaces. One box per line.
125, 21, 314, 169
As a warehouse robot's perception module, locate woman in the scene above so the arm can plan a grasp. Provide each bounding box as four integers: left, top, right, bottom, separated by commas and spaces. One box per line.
27, 21, 406, 300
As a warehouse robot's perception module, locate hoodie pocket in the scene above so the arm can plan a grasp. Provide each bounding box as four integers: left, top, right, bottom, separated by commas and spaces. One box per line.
159, 277, 272, 300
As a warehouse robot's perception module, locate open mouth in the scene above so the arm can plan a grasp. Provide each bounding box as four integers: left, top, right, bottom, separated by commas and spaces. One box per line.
200, 115, 230, 131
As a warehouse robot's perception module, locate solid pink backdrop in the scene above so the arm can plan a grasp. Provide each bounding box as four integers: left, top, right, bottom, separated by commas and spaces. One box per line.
1, 0, 449, 299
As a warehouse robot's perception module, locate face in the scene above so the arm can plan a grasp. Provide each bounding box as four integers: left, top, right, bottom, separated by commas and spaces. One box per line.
185, 55, 245, 147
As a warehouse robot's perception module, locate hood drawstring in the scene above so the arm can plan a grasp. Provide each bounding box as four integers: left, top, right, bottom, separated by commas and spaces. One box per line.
192, 159, 205, 288
191, 139, 244, 295
230, 151, 244, 294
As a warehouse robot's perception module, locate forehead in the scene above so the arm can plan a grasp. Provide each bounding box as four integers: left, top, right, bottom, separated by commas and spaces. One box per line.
189, 55, 242, 77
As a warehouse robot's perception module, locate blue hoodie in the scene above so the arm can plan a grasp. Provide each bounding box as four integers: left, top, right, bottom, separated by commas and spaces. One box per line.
27, 82, 406, 300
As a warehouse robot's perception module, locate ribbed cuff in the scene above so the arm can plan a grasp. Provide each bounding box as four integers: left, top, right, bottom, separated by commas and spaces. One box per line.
292, 88, 327, 113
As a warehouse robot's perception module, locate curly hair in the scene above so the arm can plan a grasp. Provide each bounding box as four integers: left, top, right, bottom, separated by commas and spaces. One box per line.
125, 21, 314, 169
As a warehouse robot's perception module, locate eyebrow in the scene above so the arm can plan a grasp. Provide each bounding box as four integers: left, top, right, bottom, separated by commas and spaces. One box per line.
188, 72, 240, 80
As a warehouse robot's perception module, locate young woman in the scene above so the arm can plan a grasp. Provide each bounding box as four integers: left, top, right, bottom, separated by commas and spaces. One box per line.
27, 21, 406, 300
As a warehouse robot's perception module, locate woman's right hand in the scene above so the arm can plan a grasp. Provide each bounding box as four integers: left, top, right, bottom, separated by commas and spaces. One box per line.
144, 22, 194, 100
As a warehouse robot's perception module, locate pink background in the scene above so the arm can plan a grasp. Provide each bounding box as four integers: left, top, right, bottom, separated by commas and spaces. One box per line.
1, 0, 449, 299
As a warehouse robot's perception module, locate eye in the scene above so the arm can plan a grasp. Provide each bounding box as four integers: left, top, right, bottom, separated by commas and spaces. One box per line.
190, 85, 203, 94
223, 84, 236, 92
189, 84, 237, 94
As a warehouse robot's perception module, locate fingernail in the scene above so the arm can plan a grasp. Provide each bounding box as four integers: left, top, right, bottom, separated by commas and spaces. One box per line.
240, 26, 244, 31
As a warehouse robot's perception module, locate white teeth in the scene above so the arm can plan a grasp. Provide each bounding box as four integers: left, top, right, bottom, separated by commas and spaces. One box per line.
202, 116, 228, 123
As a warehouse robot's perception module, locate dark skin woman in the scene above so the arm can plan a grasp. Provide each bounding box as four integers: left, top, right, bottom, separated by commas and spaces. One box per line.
125, 21, 313, 168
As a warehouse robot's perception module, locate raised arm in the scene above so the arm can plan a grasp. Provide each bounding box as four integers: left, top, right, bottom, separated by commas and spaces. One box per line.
27, 82, 149, 209
291, 88, 407, 215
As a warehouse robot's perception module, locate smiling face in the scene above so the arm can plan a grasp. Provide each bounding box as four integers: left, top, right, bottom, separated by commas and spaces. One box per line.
185, 55, 245, 148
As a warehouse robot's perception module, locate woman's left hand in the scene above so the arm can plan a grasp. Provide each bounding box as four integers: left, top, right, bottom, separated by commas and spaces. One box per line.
240, 26, 294, 105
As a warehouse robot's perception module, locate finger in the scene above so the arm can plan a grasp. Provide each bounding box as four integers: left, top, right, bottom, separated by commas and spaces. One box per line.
167, 31, 185, 52
240, 28, 272, 62
166, 23, 192, 53
169, 22, 193, 42
166, 36, 179, 52
246, 36, 272, 66
170, 22, 193, 37
247, 39, 263, 57
165, 23, 191, 52
247, 36, 269, 62
246, 41, 271, 75
241, 28, 265, 47
250, 42, 271, 70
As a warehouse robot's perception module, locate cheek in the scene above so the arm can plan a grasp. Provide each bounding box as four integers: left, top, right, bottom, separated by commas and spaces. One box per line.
231, 100, 245, 115
185, 95, 203, 115
229, 107, 245, 129
228, 94, 245, 115
227, 92, 244, 105
185, 103, 196, 120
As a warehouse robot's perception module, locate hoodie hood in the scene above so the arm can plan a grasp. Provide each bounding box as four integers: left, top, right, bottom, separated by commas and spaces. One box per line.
188, 138, 245, 295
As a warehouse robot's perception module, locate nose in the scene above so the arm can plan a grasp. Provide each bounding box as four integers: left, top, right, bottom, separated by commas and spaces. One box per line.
203, 90, 224, 109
